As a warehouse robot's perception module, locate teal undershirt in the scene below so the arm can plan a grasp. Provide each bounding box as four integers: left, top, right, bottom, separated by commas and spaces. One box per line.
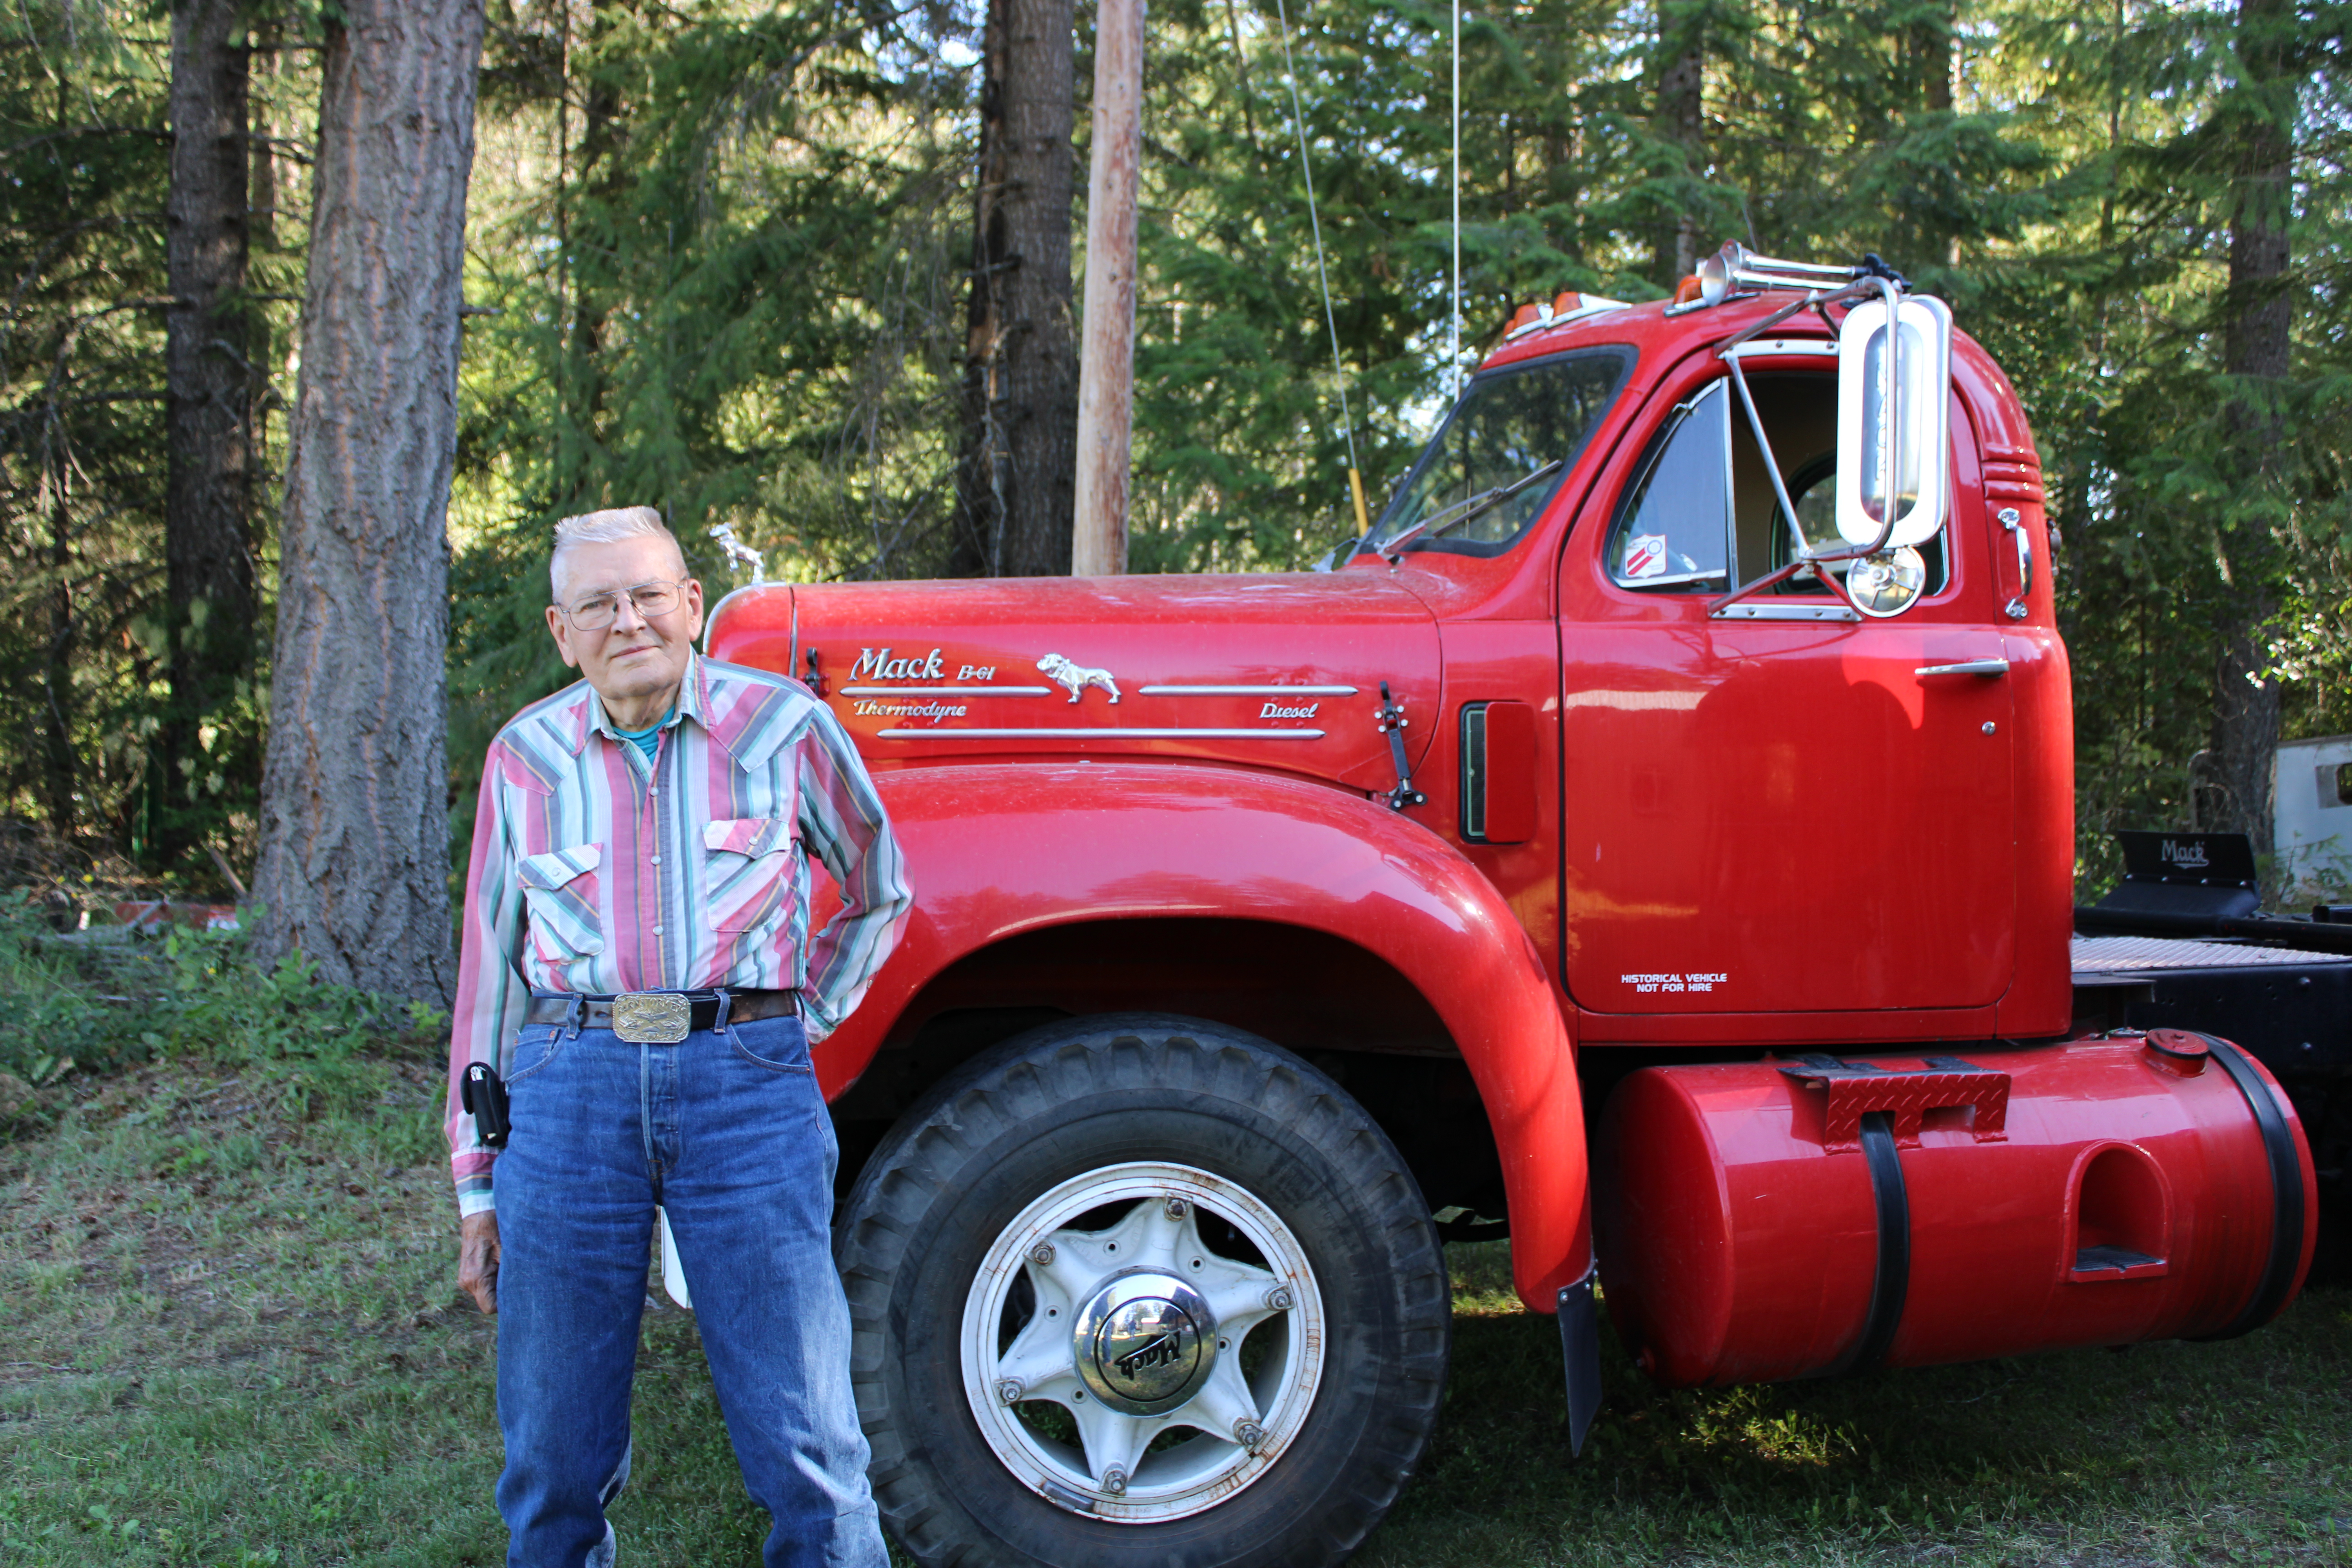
613, 707, 675, 766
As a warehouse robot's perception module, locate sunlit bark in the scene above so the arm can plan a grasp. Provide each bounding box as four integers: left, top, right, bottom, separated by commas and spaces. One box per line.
252, 0, 485, 1000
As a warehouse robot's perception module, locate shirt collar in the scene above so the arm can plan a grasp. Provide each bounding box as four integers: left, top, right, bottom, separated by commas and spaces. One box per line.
575, 650, 708, 753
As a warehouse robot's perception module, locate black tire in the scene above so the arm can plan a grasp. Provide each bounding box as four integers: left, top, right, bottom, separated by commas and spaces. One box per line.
835, 1013, 1450, 1568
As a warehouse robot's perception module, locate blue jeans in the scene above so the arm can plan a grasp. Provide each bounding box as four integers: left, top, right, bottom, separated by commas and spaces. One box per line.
492, 1009, 887, 1568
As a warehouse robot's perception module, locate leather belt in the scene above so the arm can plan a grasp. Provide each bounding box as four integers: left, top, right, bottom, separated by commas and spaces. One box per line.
524, 989, 797, 1043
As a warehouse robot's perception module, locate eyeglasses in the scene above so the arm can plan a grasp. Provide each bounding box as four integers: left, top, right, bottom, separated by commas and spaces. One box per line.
559, 579, 689, 632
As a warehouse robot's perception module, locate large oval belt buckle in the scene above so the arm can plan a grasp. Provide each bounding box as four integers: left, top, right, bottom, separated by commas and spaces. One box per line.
612, 991, 691, 1044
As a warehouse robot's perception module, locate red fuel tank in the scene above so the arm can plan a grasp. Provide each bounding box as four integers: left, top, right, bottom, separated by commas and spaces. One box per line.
1593, 1032, 2318, 1387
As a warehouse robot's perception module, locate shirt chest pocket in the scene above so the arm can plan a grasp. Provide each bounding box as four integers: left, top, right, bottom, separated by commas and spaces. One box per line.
519, 844, 606, 960
703, 816, 797, 934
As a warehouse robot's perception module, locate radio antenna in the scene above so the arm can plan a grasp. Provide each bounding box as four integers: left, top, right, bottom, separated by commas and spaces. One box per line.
1449, 0, 1461, 403
1272, 0, 1371, 534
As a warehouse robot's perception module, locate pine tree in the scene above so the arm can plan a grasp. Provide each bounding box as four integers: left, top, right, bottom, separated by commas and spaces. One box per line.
253, 0, 485, 998
953, 0, 1079, 575
158, 0, 258, 877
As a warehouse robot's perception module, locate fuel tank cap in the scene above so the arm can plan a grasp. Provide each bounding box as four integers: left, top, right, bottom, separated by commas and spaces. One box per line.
2141, 1029, 2210, 1073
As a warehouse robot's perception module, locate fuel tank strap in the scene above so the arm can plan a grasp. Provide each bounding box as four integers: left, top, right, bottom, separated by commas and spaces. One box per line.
1818, 1110, 1911, 1378
2194, 1034, 2307, 1340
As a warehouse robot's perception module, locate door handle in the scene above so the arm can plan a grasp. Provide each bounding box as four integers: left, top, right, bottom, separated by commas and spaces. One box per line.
1915, 659, 2011, 677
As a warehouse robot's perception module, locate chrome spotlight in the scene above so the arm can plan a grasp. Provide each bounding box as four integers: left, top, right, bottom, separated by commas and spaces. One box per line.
1844, 547, 1927, 618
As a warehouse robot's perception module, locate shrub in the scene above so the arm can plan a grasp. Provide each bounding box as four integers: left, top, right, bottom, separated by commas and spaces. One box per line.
0, 890, 443, 1124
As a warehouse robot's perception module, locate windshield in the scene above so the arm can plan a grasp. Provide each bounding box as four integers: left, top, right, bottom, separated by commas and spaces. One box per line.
1365, 347, 1633, 559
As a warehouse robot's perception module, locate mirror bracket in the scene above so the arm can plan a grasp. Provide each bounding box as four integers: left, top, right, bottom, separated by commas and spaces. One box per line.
1700, 259, 1953, 622
1706, 276, 1907, 620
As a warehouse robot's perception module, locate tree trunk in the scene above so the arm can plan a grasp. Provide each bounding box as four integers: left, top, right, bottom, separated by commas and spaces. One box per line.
1901, 1, 1959, 268
249, 30, 276, 255
1911, 5, 1954, 114
160, 0, 254, 871
953, 0, 1078, 577
252, 0, 485, 1001
1647, 0, 1704, 289
250, 22, 279, 465
42, 454, 75, 836
2208, 0, 2294, 855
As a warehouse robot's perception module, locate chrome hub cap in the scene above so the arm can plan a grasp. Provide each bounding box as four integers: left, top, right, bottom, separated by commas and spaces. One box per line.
1073, 1271, 1216, 1415
960, 1161, 1326, 1523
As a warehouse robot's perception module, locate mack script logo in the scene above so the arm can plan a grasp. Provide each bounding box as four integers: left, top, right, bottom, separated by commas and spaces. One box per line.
2159, 838, 2211, 870
1113, 1331, 1185, 1379
850, 647, 945, 682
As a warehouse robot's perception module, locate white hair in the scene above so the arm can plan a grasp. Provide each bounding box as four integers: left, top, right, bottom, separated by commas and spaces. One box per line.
549, 506, 681, 600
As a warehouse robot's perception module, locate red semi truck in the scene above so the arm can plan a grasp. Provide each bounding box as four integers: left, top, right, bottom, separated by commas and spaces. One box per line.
702, 245, 2321, 1568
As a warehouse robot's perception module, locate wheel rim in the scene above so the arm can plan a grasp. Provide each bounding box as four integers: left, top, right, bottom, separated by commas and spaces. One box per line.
958, 1160, 1326, 1523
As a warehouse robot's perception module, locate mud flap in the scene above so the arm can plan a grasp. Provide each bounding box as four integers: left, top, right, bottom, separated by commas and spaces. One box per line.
1556, 1269, 1603, 1457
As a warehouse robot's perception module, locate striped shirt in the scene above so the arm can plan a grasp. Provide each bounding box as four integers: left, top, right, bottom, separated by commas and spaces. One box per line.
443, 652, 913, 1214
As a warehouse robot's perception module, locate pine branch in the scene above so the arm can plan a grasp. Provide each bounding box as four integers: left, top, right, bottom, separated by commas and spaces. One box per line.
0, 125, 169, 164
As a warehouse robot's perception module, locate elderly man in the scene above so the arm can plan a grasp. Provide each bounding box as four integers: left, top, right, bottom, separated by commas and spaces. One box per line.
445, 506, 910, 1568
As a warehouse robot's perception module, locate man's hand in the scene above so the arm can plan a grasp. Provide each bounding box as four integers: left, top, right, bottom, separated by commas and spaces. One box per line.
459, 1210, 501, 1314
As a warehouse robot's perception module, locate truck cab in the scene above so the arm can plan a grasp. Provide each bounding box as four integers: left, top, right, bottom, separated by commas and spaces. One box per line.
703, 247, 2315, 1568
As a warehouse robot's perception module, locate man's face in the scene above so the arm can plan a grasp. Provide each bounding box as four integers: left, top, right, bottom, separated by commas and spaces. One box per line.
546, 535, 706, 714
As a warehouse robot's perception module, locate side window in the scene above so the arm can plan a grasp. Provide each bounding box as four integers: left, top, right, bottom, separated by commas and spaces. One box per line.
1730, 370, 1947, 597
1762, 455, 1842, 584
1606, 368, 1953, 601
1607, 381, 1731, 590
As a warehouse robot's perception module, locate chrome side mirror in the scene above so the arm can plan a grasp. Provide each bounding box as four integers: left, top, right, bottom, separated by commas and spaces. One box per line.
1835, 295, 1951, 550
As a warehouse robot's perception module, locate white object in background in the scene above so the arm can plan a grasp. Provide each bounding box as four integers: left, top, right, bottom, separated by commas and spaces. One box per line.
2276, 734, 2352, 894
659, 1205, 693, 1310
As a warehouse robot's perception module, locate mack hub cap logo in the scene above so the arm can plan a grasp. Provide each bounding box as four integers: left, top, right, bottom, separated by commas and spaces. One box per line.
1113, 1329, 1185, 1379
1095, 1298, 1200, 1402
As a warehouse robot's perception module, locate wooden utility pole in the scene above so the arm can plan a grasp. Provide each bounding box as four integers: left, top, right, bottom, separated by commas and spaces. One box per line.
1071, 0, 1143, 576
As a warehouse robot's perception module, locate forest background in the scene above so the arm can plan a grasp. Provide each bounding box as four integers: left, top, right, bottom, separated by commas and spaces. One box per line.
8, 0, 2352, 932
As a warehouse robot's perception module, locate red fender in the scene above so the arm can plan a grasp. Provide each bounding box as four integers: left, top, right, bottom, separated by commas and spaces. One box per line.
813, 761, 1589, 1313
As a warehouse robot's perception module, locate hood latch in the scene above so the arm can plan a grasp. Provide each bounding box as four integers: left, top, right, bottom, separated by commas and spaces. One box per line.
1377, 682, 1427, 812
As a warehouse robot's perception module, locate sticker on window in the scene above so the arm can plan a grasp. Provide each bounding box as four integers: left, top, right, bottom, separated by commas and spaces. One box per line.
1623, 533, 1668, 579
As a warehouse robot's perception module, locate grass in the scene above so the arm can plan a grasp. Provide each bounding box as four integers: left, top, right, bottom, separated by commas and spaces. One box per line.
2, 1015, 2347, 1564
1, 1046, 795, 1565
1367, 1248, 2352, 1567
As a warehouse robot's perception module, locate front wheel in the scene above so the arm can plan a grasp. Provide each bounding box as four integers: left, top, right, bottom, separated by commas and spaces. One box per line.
836, 1014, 1450, 1567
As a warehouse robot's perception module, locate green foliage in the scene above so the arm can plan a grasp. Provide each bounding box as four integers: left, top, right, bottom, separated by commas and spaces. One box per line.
0, 889, 439, 1128
6, 0, 2352, 906
0, 3, 311, 880
0, 4, 174, 848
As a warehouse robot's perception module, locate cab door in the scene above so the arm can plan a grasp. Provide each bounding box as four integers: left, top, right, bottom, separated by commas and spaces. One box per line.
1559, 356, 2015, 1023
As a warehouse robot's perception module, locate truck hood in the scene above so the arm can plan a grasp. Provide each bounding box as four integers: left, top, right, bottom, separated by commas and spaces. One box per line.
705, 572, 1442, 794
